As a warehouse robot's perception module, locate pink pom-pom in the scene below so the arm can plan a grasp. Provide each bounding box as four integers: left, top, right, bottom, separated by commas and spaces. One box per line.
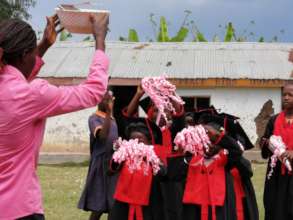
174, 125, 211, 155
267, 135, 292, 179
141, 75, 185, 124
112, 138, 161, 175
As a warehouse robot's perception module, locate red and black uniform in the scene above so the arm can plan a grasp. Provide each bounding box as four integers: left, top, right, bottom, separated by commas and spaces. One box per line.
109, 145, 166, 220
147, 107, 187, 220
109, 115, 168, 220
167, 134, 254, 220
198, 111, 258, 220
120, 106, 186, 220
261, 112, 293, 220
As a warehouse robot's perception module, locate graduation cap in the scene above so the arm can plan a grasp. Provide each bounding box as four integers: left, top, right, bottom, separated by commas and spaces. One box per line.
198, 112, 254, 150
124, 117, 162, 145
192, 106, 218, 123
139, 96, 154, 115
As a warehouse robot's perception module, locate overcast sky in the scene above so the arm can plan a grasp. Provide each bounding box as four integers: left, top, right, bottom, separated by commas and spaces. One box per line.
28, 0, 293, 42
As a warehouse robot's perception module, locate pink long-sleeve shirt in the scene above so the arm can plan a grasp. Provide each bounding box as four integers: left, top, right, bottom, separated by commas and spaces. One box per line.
0, 50, 109, 220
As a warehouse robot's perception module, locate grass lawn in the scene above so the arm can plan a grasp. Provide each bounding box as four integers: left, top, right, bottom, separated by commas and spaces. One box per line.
38, 163, 267, 220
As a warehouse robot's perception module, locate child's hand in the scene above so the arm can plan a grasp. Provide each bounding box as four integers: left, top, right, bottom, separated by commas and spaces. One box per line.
282, 150, 293, 161
105, 96, 115, 114
137, 83, 145, 95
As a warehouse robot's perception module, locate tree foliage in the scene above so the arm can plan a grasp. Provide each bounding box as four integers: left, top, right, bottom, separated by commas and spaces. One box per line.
0, 0, 36, 20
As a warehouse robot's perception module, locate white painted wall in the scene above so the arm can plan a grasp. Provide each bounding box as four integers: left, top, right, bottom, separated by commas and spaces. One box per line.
42, 107, 96, 153
42, 88, 281, 153
177, 88, 282, 143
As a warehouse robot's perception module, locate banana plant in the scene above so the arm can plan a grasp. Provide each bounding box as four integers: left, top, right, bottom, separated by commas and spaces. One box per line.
169, 10, 191, 42
128, 29, 139, 42
120, 11, 190, 42
258, 37, 264, 42
59, 30, 72, 41
156, 11, 190, 42
224, 22, 235, 42
119, 29, 140, 42
190, 21, 207, 42
157, 16, 170, 42
170, 27, 189, 42
118, 12, 280, 43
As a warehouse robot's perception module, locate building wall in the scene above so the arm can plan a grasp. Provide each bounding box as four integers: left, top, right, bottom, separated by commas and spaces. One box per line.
42, 87, 281, 153
177, 87, 282, 145
42, 107, 96, 153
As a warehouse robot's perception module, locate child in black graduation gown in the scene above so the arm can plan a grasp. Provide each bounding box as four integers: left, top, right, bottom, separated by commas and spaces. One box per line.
108, 119, 167, 220
200, 111, 259, 220
260, 82, 293, 220
121, 85, 186, 220
192, 109, 259, 220
167, 114, 258, 220
123, 85, 185, 154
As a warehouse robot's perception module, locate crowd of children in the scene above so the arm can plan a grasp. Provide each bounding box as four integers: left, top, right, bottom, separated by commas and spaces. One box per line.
79, 82, 261, 220
1, 13, 293, 220
80, 75, 293, 220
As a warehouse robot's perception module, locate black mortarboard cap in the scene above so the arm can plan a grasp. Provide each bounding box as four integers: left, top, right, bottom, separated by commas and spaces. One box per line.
198, 112, 254, 150
192, 106, 218, 123
139, 96, 153, 114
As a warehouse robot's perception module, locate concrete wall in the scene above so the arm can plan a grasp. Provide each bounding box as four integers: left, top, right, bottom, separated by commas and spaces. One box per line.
42, 87, 281, 153
42, 107, 96, 153
177, 88, 281, 145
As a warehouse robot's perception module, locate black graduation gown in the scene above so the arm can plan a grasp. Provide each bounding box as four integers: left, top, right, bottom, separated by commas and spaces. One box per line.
232, 157, 259, 220
108, 164, 167, 220
117, 112, 186, 220
160, 113, 186, 220
261, 114, 293, 220
167, 135, 257, 220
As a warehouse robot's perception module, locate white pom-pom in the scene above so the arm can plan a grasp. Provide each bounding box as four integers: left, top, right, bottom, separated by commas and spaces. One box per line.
112, 138, 161, 175
174, 125, 211, 155
141, 75, 185, 124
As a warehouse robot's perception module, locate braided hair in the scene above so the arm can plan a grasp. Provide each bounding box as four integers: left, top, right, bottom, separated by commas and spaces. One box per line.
0, 19, 36, 66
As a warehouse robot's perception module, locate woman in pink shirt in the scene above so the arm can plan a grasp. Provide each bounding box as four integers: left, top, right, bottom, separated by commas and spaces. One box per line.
0, 14, 109, 220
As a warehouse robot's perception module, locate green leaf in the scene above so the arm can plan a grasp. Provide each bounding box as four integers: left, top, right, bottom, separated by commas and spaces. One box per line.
196, 31, 207, 42
59, 30, 68, 41
83, 36, 91, 42
119, 36, 127, 41
224, 22, 234, 42
128, 29, 139, 42
59, 30, 72, 41
170, 27, 189, 42
0, 0, 36, 20
258, 37, 264, 42
157, 16, 170, 42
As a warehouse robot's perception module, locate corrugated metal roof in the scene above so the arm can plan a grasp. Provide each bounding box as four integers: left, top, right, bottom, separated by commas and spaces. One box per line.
39, 41, 293, 80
